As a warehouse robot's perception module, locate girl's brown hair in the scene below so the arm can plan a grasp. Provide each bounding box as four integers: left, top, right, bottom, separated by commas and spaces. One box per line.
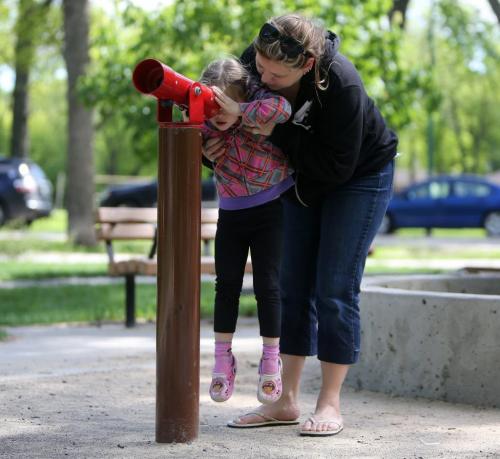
199, 58, 250, 99
253, 13, 329, 90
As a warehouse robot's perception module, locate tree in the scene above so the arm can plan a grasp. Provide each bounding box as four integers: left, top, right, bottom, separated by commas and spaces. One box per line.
82, 0, 416, 174
396, 0, 500, 176
10, 0, 52, 158
389, 0, 411, 29
63, 0, 95, 245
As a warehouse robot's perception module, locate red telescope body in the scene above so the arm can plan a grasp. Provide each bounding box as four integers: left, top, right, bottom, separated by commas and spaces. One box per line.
132, 58, 219, 125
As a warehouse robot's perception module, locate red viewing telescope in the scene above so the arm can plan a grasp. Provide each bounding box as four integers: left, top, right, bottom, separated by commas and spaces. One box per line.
132, 58, 219, 125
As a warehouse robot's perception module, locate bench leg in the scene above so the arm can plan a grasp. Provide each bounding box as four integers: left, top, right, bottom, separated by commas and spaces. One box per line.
203, 240, 211, 256
125, 274, 136, 327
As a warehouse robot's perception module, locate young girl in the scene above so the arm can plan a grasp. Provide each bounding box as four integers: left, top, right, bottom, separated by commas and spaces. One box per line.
199, 58, 293, 404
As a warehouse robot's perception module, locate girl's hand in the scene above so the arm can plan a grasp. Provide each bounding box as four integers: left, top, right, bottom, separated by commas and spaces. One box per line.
212, 87, 241, 116
242, 119, 277, 136
203, 137, 226, 161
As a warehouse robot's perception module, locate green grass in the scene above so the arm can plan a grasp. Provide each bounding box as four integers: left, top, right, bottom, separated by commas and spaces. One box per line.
1, 208, 492, 239
3, 208, 493, 238
0, 209, 67, 233
0, 328, 7, 341
0, 238, 152, 256
1, 208, 496, 327
0, 282, 256, 326
29, 209, 67, 232
393, 228, 487, 238
0, 262, 108, 281
370, 245, 500, 260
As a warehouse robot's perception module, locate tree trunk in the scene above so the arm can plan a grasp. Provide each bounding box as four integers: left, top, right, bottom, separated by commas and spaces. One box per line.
10, 65, 29, 158
487, 0, 500, 24
471, 100, 488, 174
389, 0, 411, 29
63, 0, 96, 246
10, 0, 52, 159
448, 97, 468, 172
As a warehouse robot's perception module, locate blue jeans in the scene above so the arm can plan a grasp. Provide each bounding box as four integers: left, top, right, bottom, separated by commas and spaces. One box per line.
280, 160, 394, 364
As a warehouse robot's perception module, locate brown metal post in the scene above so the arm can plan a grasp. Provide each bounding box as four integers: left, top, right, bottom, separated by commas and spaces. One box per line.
156, 126, 201, 443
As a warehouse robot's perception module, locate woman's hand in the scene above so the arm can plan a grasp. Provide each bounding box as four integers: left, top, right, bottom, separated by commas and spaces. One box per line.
212, 87, 241, 116
242, 119, 277, 136
203, 137, 226, 162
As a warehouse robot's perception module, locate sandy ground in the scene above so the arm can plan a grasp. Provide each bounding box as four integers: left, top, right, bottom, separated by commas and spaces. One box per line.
0, 320, 499, 459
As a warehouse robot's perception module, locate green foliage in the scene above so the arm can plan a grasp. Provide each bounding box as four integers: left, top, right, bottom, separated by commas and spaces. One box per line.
397, 1, 500, 175
0, 90, 9, 154
81, 0, 417, 174
436, 0, 500, 172
0, 1, 15, 63
1, 0, 498, 183
11, 0, 57, 103
77, 4, 158, 172
30, 75, 67, 181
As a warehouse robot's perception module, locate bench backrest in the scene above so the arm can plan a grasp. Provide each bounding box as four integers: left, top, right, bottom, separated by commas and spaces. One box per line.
95, 207, 218, 242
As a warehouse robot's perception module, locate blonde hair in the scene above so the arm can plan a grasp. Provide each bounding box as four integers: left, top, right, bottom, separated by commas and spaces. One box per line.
253, 13, 329, 90
199, 58, 250, 99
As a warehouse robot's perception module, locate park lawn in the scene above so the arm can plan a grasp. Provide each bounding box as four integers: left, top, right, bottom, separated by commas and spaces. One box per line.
13, 210, 491, 238
0, 261, 107, 281
0, 282, 257, 327
29, 209, 66, 232
0, 209, 493, 327
1, 241, 494, 282
371, 245, 500, 260
2, 209, 492, 241
394, 228, 487, 238
0, 238, 151, 256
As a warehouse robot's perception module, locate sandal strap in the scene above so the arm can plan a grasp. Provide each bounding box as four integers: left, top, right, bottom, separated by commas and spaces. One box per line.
307, 416, 342, 428
239, 411, 276, 422
258, 357, 282, 377
211, 372, 227, 378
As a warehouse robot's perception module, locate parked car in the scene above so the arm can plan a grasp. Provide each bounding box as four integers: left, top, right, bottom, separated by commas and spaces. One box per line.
0, 156, 53, 226
100, 177, 218, 207
379, 175, 500, 236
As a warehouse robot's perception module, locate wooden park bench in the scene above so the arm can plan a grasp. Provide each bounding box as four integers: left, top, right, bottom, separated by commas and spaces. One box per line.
95, 206, 251, 327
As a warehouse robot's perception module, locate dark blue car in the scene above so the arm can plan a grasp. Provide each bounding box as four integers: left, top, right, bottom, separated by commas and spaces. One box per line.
0, 157, 53, 226
379, 175, 500, 236
100, 177, 218, 207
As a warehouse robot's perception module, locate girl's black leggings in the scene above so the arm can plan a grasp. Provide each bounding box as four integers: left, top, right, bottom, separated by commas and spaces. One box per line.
213, 199, 283, 338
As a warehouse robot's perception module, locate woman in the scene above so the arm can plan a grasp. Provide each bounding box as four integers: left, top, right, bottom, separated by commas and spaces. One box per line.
203, 13, 397, 436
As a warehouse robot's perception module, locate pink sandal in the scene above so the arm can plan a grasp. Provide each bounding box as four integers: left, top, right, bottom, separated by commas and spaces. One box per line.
209, 353, 237, 402
257, 357, 282, 404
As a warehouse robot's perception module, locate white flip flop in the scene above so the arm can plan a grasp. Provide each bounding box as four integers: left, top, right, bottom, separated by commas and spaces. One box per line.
227, 411, 300, 428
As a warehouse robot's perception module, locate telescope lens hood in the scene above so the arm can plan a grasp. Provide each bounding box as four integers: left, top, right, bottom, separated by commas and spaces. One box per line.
133, 59, 164, 94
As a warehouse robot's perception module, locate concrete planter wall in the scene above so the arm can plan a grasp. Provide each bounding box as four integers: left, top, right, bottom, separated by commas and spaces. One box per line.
347, 274, 500, 407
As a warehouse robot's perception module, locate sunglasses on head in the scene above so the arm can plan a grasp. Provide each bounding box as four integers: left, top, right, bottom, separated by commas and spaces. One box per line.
258, 23, 306, 59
